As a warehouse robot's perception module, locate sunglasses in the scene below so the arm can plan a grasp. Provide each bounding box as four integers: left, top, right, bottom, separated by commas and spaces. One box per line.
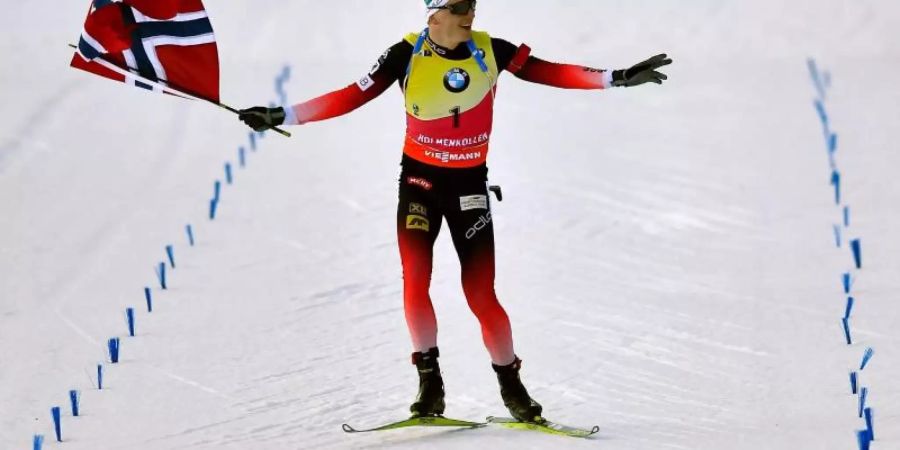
430, 0, 477, 16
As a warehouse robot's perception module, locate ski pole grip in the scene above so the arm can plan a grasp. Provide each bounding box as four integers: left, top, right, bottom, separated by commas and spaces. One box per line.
489, 185, 503, 202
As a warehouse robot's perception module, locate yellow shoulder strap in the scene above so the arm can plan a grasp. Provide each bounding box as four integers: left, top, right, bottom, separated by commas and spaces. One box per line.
403, 32, 420, 46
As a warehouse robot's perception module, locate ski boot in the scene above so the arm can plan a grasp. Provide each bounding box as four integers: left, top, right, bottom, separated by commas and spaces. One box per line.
493, 357, 543, 422
410, 347, 445, 417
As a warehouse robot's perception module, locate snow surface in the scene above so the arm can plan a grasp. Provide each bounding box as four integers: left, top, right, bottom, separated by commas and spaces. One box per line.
2, 0, 900, 449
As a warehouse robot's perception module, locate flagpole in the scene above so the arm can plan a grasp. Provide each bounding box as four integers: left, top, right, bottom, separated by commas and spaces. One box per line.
69, 45, 291, 138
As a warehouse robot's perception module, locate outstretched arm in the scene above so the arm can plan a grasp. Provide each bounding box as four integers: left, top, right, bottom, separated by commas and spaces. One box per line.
239, 41, 412, 131
494, 39, 672, 90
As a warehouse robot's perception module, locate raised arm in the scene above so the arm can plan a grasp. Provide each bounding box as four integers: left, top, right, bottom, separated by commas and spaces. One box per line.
238, 41, 412, 131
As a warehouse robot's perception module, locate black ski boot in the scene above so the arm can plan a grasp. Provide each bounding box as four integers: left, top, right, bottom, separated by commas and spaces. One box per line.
493, 357, 543, 422
410, 347, 445, 417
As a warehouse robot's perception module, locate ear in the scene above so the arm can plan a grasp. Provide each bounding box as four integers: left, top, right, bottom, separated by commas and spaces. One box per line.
428, 14, 440, 26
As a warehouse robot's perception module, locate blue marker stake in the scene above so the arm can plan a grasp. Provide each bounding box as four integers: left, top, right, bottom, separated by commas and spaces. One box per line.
814, 99, 828, 129
833, 225, 842, 248
844, 297, 854, 319
860, 347, 874, 370
209, 199, 218, 220
33, 434, 44, 450
51, 406, 61, 442
842, 318, 852, 345
186, 224, 195, 246
864, 407, 874, 441
69, 390, 80, 417
164, 245, 178, 270
850, 371, 858, 394
214, 180, 221, 203
858, 387, 868, 418
126, 308, 135, 337
850, 239, 862, 269
108, 337, 120, 363
844, 206, 850, 227
225, 162, 233, 185
166, 245, 176, 269
249, 132, 257, 151
830, 170, 841, 205
156, 262, 167, 290
857, 430, 871, 450
843, 272, 852, 294
239, 147, 246, 168
97, 364, 103, 389
807, 59, 826, 100
144, 287, 152, 312
828, 133, 838, 154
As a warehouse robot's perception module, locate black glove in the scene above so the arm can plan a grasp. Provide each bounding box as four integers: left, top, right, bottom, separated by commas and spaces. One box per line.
238, 106, 286, 131
612, 54, 672, 87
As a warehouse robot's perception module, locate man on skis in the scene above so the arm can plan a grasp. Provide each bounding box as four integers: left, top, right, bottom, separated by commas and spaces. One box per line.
239, 0, 671, 423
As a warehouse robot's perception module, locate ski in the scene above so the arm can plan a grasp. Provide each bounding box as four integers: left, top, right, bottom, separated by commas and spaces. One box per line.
486, 416, 600, 438
342, 415, 487, 433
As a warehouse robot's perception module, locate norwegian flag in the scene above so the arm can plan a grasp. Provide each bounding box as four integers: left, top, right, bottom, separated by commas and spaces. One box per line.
70, 0, 220, 103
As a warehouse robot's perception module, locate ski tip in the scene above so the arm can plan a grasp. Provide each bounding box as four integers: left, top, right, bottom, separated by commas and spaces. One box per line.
341, 424, 357, 433
591, 425, 600, 434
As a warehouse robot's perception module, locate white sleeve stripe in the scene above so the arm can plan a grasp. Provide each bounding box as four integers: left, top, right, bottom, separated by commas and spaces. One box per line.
282, 104, 298, 125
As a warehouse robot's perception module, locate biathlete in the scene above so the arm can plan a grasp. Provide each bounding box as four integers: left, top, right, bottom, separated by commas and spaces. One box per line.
239, 0, 672, 422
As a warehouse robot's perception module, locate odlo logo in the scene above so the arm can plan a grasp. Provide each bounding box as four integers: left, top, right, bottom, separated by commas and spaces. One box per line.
465, 212, 492, 240
444, 68, 470, 93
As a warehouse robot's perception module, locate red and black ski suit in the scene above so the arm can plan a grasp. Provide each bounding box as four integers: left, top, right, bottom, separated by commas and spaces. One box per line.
284, 32, 611, 365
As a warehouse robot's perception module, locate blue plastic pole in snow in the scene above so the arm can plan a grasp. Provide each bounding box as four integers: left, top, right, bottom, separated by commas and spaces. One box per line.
830, 170, 841, 205
864, 408, 874, 441
842, 273, 852, 294
145, 287, 152, 312
126, 308, 135, 337
209, 199, 218, 220
857, 429, 871, 450
844, 297, 855, 320
239, 147, 246, 168
213, 180, 221, 203
51, 406, 61, 442
166, 245, 176, 269
156, 262, 167, 290
850, 239, 862, 269
108, 338, 120, 363
828, 133, 838, 154
225, 162, 233, 185
814, 99, 828, 129
860, 347, 874, 371
249, 132, 257, 151
69, 390, 80, 417
844, 206, 850, 227
33, 434, 44, 450
858, 387, 868, 418
97, 364, 103, 389
850, 371, 858, 395
833, 225, 841, 248
186, 224, 195, 246
842, 318, 852, 345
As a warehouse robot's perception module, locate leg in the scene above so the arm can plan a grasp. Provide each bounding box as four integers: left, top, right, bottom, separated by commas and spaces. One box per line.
445, 187, 515, 366
397, 178, 441, 353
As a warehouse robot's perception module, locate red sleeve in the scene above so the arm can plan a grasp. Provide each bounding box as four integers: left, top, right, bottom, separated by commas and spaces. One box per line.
288, 78, 393, 125
512, 48, 611, 90
285, 41, 411, 125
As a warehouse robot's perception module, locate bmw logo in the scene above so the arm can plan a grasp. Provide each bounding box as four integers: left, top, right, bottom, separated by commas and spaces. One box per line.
443, 68, 470, 93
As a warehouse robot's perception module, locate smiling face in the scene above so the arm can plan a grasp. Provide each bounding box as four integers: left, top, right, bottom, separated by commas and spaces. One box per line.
428, 0, 476, 44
